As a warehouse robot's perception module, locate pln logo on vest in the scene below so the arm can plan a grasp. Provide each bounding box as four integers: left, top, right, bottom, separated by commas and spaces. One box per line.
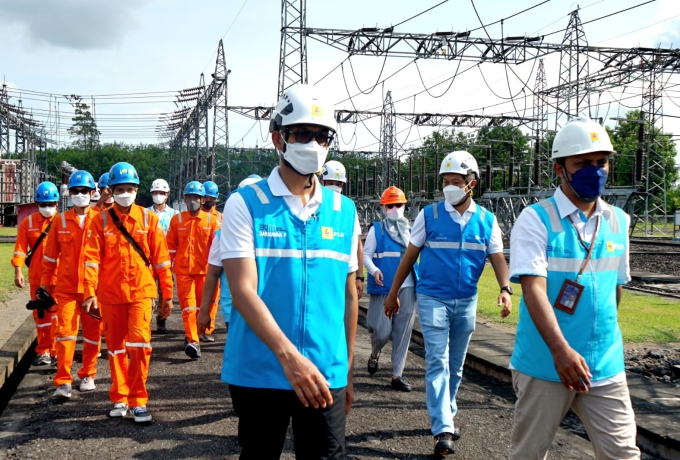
322, 226, 334, 240
606, 241, 624, 252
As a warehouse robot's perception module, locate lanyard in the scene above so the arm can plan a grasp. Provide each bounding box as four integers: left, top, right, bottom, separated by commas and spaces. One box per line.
567, 215, 600, 282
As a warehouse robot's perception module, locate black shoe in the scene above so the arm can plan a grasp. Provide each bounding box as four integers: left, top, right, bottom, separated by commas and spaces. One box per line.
185, 342, 201, 359
452, 426, 461, 441
156, 318, 167, 334
434, 432, 455, 457
367, 355, 379, 375
390, 377, 411, 392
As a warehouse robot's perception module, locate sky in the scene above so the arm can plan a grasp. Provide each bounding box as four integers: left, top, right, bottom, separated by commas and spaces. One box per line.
1, 0, 679, 157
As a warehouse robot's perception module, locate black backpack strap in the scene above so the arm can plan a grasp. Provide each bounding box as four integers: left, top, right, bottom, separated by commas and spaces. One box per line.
25, 218, 54, 267
107, 208, 151, 267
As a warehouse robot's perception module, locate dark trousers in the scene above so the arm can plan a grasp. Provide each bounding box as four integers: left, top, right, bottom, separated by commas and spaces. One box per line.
229, 385, 346, 460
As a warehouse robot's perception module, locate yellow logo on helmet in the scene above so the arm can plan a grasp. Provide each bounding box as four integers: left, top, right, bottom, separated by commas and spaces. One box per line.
445, 162, 452, 169
311, 106, 323, 118
121, 169, 128, 174
334, 171, 340, 178
590, 132, 600, 143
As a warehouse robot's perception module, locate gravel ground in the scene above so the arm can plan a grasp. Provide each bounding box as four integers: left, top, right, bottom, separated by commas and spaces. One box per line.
2, 307, 623, 459
625, 347, 680, 385
629, 243, 680, 275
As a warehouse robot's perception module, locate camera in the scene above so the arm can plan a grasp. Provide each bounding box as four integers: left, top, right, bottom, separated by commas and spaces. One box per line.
26, 287, 57, 319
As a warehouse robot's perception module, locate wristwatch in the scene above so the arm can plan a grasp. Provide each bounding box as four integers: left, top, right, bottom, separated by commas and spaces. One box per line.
356, 276, 365, 282
500, 285, 514, 295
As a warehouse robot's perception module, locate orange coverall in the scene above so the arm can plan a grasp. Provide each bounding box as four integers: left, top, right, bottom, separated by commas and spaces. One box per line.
83, 205, 173, 408
12, 212, 57, 357
166, 209, 219, 342
42, 209, 103, 386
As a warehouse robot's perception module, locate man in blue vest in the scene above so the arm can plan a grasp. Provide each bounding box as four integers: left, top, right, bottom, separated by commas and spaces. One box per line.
219, 84, 360, 459
384, 151, 512, 457
508, 117, 639, 459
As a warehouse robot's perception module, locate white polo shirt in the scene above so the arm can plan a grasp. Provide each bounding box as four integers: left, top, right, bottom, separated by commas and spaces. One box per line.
409, 199, 504, 254
220, 166, 360, 273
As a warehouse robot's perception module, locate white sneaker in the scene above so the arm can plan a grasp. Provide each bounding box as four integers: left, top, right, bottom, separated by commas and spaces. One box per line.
34, 352, 51, 366
200, 333, 215, 342
109, 402, 128, 418
80, 376, 96, 392
53, 383, 72, 399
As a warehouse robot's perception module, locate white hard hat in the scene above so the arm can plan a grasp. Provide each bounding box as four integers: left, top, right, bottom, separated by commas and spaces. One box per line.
439, 151, 480, 180
150, 178, 170, 193
269, 84, 336, 133
321, 160, 347, 183
551, 116, 615, 160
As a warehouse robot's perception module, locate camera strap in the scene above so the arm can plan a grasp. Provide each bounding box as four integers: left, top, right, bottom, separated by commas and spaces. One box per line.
25, 218, 54, 267
107, 208, 151, 267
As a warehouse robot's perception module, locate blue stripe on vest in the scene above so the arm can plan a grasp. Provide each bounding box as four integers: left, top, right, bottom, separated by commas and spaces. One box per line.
222, 180, 356, 390
510, 197, 627, 382
416, 201, 495, 299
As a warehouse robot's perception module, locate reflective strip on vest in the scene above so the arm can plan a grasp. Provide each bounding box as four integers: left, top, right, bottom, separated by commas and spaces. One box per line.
603, 204, 621, 233
14, 251, 26, 257
84, 262, 98, 269
154, 261, 171, 269
373, 251, 401, 258
102, 211, 108, 229
82, 337, 100, 346
56, 336, 78, 342
207, 212, 212, 225
480, 207, 486, 219
248, 183, 270, 204
169, 250, 177, 253
548, 256, 621, 273
125, 342, 152, 348
143, 208, 149, 228
254, 248, 351, 263
108, 349, 126, 356
255, 248, 303, 258
43, 255, 57, 263
462, 242, 487, 251
178, 212, 182, 223
433, 203, 439, 219
333, 191, 341, 211
60, 212, 67, 228
537, 200, 564, 233
28, 215, 33, 228
425, 241, 460, 249
307, 249, 351, 263
36, 322, 52, 328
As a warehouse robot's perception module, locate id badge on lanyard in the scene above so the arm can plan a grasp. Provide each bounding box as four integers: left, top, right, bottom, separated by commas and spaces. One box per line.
554, 215, 600, 315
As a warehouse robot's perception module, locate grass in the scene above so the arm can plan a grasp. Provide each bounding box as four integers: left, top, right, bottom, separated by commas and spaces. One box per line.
0, 227, 17, 237
476, 266, 680, 344
0, 243, 24, 302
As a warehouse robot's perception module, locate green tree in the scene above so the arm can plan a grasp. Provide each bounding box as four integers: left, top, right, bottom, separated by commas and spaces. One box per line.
67, 102, 100, 152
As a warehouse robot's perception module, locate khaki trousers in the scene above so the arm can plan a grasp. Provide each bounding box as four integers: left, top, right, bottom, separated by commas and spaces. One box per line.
509, 370, 640, 460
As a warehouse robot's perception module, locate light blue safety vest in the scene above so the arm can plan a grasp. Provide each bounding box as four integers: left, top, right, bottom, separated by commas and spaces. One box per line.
147, 205, 178, 235
416, 201, 495, 299
212, 229, 233, 322
222, 180, 356, 390
510, 198, 627, 382
367, 221, 407, 296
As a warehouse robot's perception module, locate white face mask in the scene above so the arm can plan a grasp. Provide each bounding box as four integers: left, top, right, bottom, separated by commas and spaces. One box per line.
152, 194, 166, 205
282, 140, 328, 175
113, 192, 136, 207
385, 206, 405, 222
186, 199, 201, 212
39, 206, 57, 218
326, 185, 342, 194
70, 193, 90, 207
105, 197, 115, 204
443, 184, 468, 206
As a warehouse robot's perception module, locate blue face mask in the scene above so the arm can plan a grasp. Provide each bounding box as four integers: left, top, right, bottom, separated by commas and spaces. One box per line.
564, 164, 608, 202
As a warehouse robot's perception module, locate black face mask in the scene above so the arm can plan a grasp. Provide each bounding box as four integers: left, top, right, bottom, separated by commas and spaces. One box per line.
202, 201, 216, 211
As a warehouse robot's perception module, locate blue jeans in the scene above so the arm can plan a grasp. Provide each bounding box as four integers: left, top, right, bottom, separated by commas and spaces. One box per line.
417, 293, 477, 436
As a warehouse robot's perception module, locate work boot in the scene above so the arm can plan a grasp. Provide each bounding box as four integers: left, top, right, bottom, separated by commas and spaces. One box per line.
33, 352, 51, 366
80, 376, 96, 392
53, 384, 72, 399
156, 317, 167, 334
452, 426, 461, 441
132, 406, 152, 423
50, 356, 57, 367
367, 354, 379, 375
434, 432, 455, 457
390, 377, 411, 392
185, 341, 201, 359
200, 333, 215, 342
109, 402, 128, 418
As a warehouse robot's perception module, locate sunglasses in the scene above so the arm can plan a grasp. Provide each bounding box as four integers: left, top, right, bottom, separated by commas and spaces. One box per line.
70, 188, 91, 195
284, 129, 334, 147
38, 203, 57, 208
386, 203, 404, 209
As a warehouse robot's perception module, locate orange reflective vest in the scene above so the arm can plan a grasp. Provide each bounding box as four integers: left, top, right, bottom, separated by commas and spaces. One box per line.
41, 208, 97, 295
12, 212, 56, 287
83, 205, 173, 302
166, 209, 219, 276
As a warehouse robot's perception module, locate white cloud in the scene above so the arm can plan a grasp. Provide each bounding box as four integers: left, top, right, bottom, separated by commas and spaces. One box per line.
0, 0, 149, 50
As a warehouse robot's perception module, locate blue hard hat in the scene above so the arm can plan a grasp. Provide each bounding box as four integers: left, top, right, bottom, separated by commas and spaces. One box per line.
203, 181, 218, 198
68, 170, 95, 190
108, 162, 140, 186
98, 172, 109, 189
34, 181, 60, 203
184, 181, 205, 197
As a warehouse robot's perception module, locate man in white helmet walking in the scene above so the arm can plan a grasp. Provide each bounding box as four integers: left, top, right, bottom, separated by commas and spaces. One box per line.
508, 117, 639, 459
384, 151, 512, 457
148, 178, 179, 334
321, 160, 365, 300
220, 84, 359, 459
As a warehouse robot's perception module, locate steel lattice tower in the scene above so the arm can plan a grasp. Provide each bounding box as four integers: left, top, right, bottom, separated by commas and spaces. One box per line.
379, 91, 396, 193
531, 59, 551, 188
0, 85, 9, 156
212, 39, 230, 194
278, 0, 308, 98
555, 9, 590, 130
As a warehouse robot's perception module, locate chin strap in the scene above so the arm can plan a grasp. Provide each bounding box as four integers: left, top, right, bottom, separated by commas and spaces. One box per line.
282, 157, 315, 188
563, 170, 597, 203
